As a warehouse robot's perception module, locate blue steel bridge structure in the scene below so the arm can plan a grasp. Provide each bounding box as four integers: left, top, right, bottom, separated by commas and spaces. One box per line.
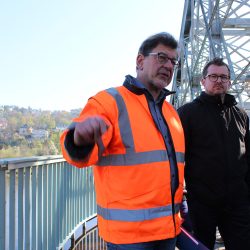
0, 0, 249, 249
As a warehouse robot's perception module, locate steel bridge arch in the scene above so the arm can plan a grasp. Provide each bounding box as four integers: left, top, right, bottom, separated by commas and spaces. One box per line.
172, 0, 250, 112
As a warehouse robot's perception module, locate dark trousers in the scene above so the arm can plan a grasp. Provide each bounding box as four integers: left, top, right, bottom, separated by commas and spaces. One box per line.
187, 198, 250, 250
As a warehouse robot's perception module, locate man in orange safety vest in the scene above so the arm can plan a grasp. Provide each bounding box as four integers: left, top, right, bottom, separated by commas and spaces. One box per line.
61, 32, 185, 250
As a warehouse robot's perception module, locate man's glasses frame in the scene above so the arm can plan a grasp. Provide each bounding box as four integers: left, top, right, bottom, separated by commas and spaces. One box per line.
147, 52, 179, 66
205, 74, 230, 83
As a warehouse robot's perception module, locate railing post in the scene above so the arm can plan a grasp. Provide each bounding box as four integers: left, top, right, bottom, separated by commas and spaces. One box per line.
0, 169, 6, 250
70, 233, 75, 249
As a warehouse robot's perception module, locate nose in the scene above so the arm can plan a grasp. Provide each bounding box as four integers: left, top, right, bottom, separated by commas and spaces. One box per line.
216, 76, 223, 82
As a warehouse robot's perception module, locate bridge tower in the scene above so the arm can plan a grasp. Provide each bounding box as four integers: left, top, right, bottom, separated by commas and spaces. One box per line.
172, 0, 250, 112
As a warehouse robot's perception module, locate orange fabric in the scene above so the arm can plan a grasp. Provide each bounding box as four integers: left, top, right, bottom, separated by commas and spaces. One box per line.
98, 213, 182, 243
60, 86, 185, 244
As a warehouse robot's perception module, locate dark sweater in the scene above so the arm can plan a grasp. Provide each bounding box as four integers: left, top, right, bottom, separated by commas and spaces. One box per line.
178, 92, 250, 207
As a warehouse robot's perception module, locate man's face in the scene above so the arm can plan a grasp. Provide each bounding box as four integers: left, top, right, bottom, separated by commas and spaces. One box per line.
136, 44, 178, 94
201, 64, 231, 95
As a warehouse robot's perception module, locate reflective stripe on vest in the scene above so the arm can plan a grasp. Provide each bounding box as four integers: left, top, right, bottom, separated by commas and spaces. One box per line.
97, 203, 181, 222
97, 88, 184, 166
98, 150, 184, 166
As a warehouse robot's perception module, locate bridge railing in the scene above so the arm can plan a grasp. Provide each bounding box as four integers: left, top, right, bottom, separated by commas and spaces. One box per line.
0, 155, 106, 250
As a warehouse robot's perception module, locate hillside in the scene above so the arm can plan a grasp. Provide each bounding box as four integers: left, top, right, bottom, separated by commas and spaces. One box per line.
0, 105, 81, 158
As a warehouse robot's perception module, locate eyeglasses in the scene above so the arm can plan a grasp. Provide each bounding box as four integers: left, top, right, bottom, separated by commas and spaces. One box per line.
205, 74, 230, 83
148, 52, 179, 66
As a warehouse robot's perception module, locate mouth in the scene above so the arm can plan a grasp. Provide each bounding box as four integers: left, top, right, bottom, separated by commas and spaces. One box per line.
214, 85, 224, 89
157, 71, 171, 80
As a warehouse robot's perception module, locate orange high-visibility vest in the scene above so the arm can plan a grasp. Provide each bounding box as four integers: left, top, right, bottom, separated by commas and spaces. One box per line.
61, 86, 185, 244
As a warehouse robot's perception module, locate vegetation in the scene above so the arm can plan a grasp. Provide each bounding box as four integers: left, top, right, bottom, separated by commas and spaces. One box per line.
0, 105, 81, 159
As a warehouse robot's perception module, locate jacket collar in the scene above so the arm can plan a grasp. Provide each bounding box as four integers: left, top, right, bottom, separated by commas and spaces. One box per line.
198, 91, 237, 107
123, 75, 175, 101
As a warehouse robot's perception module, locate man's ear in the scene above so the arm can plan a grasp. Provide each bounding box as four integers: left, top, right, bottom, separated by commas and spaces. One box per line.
136, 54, 144, 70
201, 78, 205, 87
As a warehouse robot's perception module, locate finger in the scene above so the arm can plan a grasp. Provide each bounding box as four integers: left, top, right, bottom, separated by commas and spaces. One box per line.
93, 124, 105, 159
99, 121, 109, 134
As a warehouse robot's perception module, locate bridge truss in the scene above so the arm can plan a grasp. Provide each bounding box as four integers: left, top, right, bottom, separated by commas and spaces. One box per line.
172, 0, 250, 110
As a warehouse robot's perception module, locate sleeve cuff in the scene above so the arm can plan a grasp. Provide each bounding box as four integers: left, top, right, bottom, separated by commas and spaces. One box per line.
64, 129, 94, 160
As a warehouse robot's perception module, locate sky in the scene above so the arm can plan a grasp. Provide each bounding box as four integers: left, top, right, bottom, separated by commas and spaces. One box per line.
0, 0, 184, 111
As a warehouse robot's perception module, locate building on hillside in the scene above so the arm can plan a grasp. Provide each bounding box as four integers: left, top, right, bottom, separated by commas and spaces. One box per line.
19, 124, 33, 136
31, 129, 49, 139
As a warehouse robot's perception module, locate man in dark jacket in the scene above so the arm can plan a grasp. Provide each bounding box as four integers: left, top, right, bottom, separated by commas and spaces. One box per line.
178, 58, 250, 250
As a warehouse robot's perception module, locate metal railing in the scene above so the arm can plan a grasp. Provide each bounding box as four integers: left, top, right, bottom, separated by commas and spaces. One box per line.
0, 156, 106, 250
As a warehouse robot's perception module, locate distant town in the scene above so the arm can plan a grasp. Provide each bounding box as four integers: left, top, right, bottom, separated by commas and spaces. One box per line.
0, 105, 81, 158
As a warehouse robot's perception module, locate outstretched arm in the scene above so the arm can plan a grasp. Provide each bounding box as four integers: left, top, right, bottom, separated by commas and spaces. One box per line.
60, 93, 114, 167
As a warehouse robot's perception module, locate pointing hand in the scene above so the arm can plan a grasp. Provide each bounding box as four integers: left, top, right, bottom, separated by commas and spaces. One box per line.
74, 116, 109, 146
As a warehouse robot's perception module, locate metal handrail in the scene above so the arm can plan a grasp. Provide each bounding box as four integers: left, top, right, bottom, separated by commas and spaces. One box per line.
0, 156, 101, 250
